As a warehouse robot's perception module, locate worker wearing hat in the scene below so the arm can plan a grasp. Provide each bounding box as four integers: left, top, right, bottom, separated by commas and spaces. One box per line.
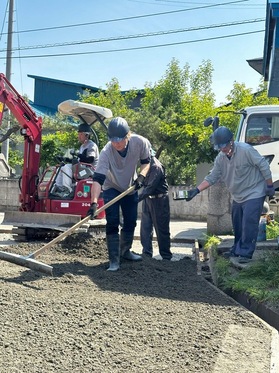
87, 117, 151, 271
185, 126, 275, 263
54, 123, 99, 197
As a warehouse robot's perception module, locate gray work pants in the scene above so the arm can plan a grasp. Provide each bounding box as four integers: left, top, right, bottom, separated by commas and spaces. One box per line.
140, 195, 172, 260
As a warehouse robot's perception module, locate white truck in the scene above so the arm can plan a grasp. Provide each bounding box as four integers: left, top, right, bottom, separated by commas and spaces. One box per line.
202, 105, 279, 216
234, 105, 279, 191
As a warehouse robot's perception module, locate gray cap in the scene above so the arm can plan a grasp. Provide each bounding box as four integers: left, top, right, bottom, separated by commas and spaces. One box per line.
210, 126, 233, 150
107, 117, 130, 142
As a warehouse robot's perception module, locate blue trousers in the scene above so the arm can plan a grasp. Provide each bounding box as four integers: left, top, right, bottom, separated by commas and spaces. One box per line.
231, 196, 265, 259
103, 188, 138, 236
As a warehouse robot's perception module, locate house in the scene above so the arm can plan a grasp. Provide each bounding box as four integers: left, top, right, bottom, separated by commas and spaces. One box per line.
248, 0, 279, 97
27, 74, 144, 117
262, 0, 279, 97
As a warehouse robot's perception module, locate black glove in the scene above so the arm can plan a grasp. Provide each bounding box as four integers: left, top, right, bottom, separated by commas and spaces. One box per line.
134, 174, 145, 190
266, 184, 275, 198
186, 188, 200, 202
56, 155, 64, 163
87, 202, 98, 219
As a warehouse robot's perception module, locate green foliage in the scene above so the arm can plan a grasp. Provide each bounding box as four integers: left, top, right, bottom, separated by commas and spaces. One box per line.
133, 58, 216, 184
216, 80, 279, 139
76, 64, 279, 185
79, 78, 137, 149
40, 130, 78, 170
8, 149, 24, 169
5, 111, 79, 172
203, 234, 221, 251
215, 257, 232, 289
267, 220, 279, 239
216, 252, 279, 304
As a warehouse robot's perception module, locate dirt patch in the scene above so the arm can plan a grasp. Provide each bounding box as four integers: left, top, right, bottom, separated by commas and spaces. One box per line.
0, 233, 273, 372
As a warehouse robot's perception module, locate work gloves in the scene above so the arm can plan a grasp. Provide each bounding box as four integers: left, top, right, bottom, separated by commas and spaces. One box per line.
266, 184, 275, 198
134, 174, 145, 190
87, 202, 98, 219
185, 188, 200, 202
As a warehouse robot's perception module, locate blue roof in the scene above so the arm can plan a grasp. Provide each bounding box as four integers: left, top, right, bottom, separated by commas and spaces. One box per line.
27, 74, 144, 114
27, 74, 100, 92
28, 101, 57, 118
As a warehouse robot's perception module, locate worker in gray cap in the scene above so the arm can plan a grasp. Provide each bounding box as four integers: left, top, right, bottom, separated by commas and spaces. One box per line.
87, 117, 151, 271
186, 126, 274, 263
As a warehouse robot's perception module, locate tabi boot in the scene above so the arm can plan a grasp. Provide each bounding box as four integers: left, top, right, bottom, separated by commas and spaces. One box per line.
120, 230, 142, 261
106, 234, 120, 272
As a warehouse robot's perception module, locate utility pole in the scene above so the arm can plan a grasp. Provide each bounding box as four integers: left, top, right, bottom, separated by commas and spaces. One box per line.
2, 0, 14, 162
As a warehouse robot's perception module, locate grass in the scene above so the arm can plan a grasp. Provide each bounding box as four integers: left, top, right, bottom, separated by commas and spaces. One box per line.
222, 252, 279, 303
205, 217, 279, 306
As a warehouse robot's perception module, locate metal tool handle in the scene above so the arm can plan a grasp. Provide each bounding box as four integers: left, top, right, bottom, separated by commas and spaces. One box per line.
29, 185, 136, 258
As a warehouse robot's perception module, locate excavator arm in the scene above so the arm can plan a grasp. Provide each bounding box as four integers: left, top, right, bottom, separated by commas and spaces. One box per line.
0, 73, 42, 211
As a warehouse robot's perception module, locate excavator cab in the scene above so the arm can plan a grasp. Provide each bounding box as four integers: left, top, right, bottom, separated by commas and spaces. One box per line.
35, 99, 113, 221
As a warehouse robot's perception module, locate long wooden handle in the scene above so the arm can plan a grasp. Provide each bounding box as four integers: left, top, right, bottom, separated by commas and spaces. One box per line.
29, 185, 136, 258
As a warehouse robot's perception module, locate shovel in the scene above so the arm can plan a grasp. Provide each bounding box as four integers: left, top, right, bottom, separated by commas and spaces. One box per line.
0, 185, 135, 276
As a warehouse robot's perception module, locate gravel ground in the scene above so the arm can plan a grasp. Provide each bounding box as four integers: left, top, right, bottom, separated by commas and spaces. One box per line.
0, 232, 275, 373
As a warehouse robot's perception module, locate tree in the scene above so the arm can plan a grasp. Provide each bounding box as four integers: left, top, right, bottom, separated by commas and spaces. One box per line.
5, 110, 79, 172
40, 130, 78, 171
135, 58, 216, 184
79, 78, 138, 150
212, 79, 279, 137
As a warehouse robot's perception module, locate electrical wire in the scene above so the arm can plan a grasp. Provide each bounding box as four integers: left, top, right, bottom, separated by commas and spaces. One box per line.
0, 29, 264, 59
0, 18, 264, 53
0, 0, 9, 43
0, 0, 251, 35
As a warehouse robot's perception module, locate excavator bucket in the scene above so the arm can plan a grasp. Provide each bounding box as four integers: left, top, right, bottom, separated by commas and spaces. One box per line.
2, 211, 82, 230
1, 211, 84, 238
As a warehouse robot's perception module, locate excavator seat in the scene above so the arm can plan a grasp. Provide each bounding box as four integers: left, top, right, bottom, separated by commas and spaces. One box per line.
72, 162, 94, 181
48, 162, 94, 200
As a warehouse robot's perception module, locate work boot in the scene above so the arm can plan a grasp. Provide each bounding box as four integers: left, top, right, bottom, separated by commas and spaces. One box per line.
120, 230, 142, 261
106, 234, 120, 271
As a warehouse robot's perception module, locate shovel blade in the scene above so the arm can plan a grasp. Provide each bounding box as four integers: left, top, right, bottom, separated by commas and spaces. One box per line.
0, 251, 53, 275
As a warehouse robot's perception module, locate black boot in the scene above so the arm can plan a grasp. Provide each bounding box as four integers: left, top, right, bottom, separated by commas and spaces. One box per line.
106, 234, 120, 271
120, 230, 142, 261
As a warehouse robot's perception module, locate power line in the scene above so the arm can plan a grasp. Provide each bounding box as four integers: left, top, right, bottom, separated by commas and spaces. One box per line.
0, 18, 264, 53
0, 0, 250, 35
0, 0, 9, 43
0, 29, 264, 59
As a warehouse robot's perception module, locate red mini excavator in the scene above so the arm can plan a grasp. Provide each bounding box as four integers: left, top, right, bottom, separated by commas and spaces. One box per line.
0, 73, 112, 239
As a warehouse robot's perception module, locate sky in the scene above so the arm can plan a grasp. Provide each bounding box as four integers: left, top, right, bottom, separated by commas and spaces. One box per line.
0, 0, 267, 107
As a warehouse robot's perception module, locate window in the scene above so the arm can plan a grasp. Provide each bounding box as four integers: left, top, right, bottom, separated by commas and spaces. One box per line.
245, 115, 279, 145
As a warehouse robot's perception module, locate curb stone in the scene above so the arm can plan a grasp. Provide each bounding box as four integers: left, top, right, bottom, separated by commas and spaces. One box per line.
203, 277, 279, 373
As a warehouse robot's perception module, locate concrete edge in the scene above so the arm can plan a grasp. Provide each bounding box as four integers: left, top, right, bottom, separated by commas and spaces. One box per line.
133, 235, 195, 244
270, 329, 279, 373
201, 277, 279, 373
